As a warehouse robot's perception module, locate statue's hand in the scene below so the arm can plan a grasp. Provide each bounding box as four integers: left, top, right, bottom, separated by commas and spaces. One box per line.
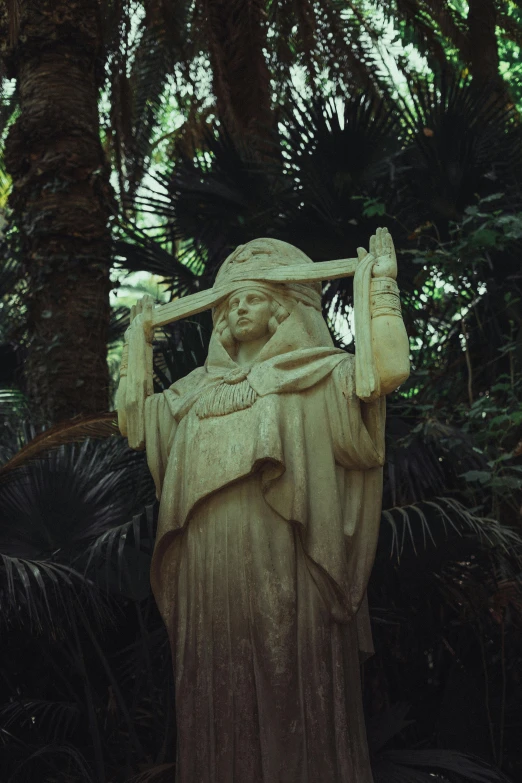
129, 294, 155, 342
363, 227, 397, 280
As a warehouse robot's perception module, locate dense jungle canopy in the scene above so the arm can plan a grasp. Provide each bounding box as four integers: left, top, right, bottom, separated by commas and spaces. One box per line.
0, 1, 521, 782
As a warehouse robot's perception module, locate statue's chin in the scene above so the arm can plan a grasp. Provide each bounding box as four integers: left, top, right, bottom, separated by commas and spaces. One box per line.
232, 325, 267, 342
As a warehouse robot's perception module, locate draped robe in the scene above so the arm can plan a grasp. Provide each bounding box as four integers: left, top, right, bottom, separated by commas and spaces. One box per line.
143, 297, 385, 783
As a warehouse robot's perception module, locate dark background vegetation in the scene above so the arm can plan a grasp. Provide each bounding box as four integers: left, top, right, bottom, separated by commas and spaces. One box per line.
0, 1, 521, 781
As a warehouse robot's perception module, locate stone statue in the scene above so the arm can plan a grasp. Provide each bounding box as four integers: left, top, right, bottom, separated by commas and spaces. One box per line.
117, 227, 410, 782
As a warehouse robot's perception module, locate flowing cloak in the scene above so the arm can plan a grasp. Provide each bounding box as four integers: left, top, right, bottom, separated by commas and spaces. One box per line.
143, 296, 386, 782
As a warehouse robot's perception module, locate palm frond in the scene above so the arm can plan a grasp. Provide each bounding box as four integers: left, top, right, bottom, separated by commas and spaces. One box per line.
0, 246, 20, 306
0, 437, 155, 570
164, 126, 287, 269
382, 497, 521, 561
396, 76, 522, 234
0, 413, 119, 476
394, 0, 466, 74
114, 221, 199, 297
279, 91, 404, 317
314, 0, 386, 97
420, 0, 470, 60
108, 304, 130, 344
0, 555, 102, 632
126, 764, 176, 783
0, 243, 24, 374
103, 0, 194, 202
374, 749, 511, 783
83, 503, 156, 601
0, 387, 26, 414
384, 410, 491, 507
0, 76, 18, 132
7, 743, 95, 783
0, 699, 80, 743
497, 9, 522, 47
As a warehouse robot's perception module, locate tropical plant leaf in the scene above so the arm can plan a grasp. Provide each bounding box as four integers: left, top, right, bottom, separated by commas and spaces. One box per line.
397, 76, 522, 236
0, 413, 119, 477
0, 554, 102, 632
0, 699, 80, 743
83, 502, 156, 601
7, 743, 95, 783
0, 434, 156, 628
382, 497, 521, 561
126, 763, 177, 783
0, 388, 27, 424
374, 748, 511, 783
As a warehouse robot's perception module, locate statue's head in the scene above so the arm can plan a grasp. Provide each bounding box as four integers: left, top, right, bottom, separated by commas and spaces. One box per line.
215, 285, 290, 354
210, 237, 331, 362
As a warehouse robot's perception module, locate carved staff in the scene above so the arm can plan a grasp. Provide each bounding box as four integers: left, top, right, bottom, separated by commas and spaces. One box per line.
150, 256, 359, 329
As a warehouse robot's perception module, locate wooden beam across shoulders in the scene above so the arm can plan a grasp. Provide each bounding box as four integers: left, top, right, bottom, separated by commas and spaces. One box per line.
151, 256, 358, 329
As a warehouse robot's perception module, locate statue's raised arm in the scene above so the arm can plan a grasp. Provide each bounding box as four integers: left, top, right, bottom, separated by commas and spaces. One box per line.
355, 226, 410, 399
116, 294, 154, 448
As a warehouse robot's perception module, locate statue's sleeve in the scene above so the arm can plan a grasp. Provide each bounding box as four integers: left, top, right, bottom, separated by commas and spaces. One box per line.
326, 356, 386, 639
327, 356, 385, 471
144, 393, 178, 500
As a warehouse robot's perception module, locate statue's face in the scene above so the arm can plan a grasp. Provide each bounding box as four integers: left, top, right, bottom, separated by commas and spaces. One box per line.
227, 288, 272, 342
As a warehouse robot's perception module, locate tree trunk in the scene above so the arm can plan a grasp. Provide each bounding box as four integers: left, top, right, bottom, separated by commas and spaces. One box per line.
200, 0, 274, 147
0, 0, 114, 424
467, 0, 502, 91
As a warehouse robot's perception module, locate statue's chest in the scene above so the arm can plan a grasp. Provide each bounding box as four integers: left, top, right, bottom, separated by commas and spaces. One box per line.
180, 394, 285, 484
193, 375, 258, 419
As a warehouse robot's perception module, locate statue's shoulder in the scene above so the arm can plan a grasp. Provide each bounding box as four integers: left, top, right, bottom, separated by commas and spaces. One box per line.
166, 366, 207, 398
158, 366, 208, 421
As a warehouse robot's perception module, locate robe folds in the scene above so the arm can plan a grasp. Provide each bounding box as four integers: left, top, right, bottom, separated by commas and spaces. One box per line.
144, 347, 385, 783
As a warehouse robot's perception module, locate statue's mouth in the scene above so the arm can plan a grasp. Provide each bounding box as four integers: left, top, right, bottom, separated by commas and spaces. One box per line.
237, 318, 251, 325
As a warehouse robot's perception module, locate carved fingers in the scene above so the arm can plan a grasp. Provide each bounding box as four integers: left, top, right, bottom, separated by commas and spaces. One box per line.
357, 246, 369, 262
369, 227, 398, 280
129, 294, 155, 342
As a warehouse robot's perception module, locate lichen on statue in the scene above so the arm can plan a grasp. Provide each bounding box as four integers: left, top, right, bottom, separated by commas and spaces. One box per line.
120, 233, 410, 782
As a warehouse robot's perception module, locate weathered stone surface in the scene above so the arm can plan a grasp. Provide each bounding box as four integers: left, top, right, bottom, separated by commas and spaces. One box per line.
118, 229, 410, 782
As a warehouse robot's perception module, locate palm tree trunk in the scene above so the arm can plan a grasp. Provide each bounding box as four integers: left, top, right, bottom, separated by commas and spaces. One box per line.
467, 0, 502, 91
0, 0, 114, 424
201, 0, 274, 147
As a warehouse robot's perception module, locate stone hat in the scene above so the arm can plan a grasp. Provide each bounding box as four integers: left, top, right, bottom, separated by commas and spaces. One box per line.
214, 238, 322, 309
